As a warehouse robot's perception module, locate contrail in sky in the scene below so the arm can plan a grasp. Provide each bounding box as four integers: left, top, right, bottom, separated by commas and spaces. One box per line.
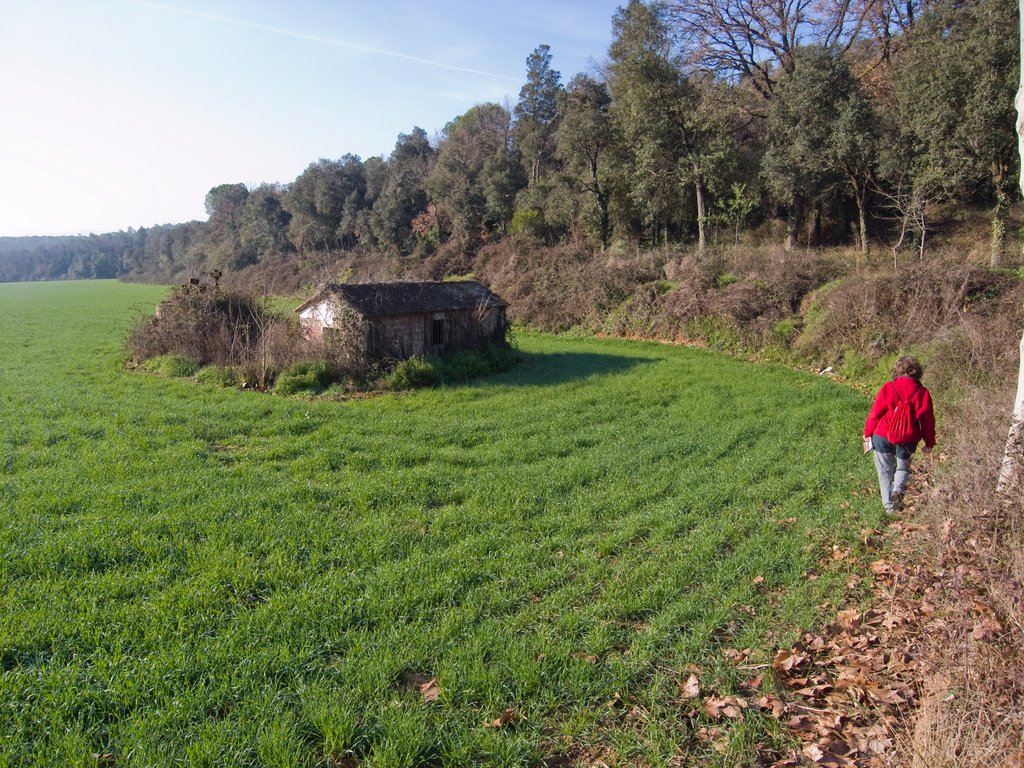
129, 0, 523, 83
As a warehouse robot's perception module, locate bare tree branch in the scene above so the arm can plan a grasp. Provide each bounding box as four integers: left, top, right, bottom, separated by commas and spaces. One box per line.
667, 0, 882, 97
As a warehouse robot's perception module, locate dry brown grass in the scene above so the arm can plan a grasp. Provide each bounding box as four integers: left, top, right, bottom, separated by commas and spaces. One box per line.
873, 384, 1024, 768
474, 240, 661, 332
794, 259, 1023, 375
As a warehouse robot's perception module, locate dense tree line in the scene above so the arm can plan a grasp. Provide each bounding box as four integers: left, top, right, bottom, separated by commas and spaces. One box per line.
1, 0, 1016, 285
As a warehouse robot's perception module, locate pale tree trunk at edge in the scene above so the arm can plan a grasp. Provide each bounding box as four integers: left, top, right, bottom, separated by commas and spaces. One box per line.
695, 175, 707, 253
996, 0, 1024, 493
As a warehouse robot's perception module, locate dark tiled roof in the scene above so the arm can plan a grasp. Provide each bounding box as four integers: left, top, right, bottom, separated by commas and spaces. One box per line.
297, 281, 506, 318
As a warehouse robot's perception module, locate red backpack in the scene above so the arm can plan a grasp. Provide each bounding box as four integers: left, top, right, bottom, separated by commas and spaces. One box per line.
887, 384, 919, 445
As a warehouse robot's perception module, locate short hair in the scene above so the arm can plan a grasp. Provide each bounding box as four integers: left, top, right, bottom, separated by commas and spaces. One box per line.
893, 355, 923, 380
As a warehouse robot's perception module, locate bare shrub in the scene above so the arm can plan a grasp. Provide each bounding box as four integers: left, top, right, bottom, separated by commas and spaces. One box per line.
410, 237, 477, 281
129, 286, 269, 366
300, 320, 371, 382
706, 280, 773, 325
663, 253, 720, 286
605, 246, 841, 347
794, 260, 1023, 379
235, 317, 306, 390
896, 381, 1024, 768
720, 245, 844, 314
474, 241, 659, 332
129, 285, 305, 388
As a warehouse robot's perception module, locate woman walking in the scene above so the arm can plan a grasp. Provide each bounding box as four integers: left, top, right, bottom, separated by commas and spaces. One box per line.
864, 356, 936, 511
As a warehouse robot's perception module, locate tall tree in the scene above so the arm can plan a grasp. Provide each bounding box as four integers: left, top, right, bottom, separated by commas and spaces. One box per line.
554, 74, 616, 247
609, 0, 731, 250
608, 0, 691, 245
514, 44, 563, 184
667, 0, 876, 100
202, 183, 249, 269
367, 129, 434, 255
238, 183, 292, 265
427, 104, 523, 246
283, 157, 364, 254
892, 0, 1018, 265
861, 0, 925, 62
762, 46, 874, 249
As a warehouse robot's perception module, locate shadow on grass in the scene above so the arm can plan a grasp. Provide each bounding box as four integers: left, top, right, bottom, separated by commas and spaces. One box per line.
503, 351, 657, 386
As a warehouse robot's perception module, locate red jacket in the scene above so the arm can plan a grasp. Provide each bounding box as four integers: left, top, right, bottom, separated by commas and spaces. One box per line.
864, 376, 936, 448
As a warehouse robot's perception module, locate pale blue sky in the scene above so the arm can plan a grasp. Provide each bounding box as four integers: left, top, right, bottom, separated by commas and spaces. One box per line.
0, 0, 623, 236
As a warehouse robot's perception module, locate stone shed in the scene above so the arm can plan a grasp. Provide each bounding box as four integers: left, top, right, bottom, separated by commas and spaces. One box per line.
296, 280, 508, 360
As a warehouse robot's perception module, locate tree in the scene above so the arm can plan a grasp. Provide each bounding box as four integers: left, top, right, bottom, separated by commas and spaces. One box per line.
367, 129, 434, 255
202, 183, 249, 269
283, 158, 359, 254
426, 104, 523, 247
860, 0, 926, 62
832, 73, 879, 256
667, 0, 876, 100
713, 182, 759, 245
892, 0, 1018, 265
608, 0, 698, 247
997, 0, 1024, 493
762, 46, 876, 250
554, 74, 616, 247
238, 183, 292, 265
514, 44, 563, 184
608, 2, 742, 252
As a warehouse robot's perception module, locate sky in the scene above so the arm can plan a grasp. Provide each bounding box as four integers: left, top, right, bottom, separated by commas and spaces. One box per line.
0, 0, 624, 237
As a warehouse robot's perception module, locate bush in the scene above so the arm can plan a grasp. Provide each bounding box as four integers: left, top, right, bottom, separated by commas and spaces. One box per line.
129, 286, 273, 367
474, 241, 660, 332
383, 345, 520, 391
792, 261, 1023, 386
196, 365, 240, 387
142, 355, 199, 378
685, 317, 741, 351
387, 357, 440, 390
129, 285, 305, 390
769, 318, 800, 349
274, 361, 334, 396
437, 350, 487, 382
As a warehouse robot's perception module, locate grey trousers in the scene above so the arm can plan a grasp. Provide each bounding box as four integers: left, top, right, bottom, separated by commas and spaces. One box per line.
872, 435, 914, 510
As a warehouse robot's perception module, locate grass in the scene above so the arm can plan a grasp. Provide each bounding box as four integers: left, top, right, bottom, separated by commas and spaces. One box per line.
0, 281, 880, 767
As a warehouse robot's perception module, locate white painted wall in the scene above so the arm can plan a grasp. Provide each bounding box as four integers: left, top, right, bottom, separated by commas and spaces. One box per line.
299, 300, 335, 328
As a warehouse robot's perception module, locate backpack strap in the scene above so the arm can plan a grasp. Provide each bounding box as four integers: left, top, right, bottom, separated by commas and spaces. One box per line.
891, 379, 921, 406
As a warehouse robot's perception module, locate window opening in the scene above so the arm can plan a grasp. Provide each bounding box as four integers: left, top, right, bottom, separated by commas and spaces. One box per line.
432, 317, 445, 346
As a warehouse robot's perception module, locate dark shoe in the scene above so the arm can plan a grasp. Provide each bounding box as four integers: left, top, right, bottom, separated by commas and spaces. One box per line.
891, 490, 904, 510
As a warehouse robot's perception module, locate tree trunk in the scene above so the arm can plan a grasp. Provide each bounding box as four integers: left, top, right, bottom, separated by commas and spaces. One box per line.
588, 156, 611, 249
785, 196, 804, 251
695, 175, 707, 253
999, 329, 1024, 493
853, 179, 869, 258
598, 191, 611, 250
990, 175, 1011, 268
998, 0, 1024, 493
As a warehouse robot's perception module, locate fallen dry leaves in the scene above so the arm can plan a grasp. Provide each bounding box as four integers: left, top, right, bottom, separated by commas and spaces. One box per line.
755, 472, 1021, 767
679, 673, 701, 700
484, 707, 525, 729
418, 676, 441, 703
702, 694, 748, 721
549, 470, 1021, 766
749, 550, 930, 766
663, 510, 939, 766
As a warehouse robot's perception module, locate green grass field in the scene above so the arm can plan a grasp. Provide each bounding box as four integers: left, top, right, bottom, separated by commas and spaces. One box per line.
0, 281, 878, 767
